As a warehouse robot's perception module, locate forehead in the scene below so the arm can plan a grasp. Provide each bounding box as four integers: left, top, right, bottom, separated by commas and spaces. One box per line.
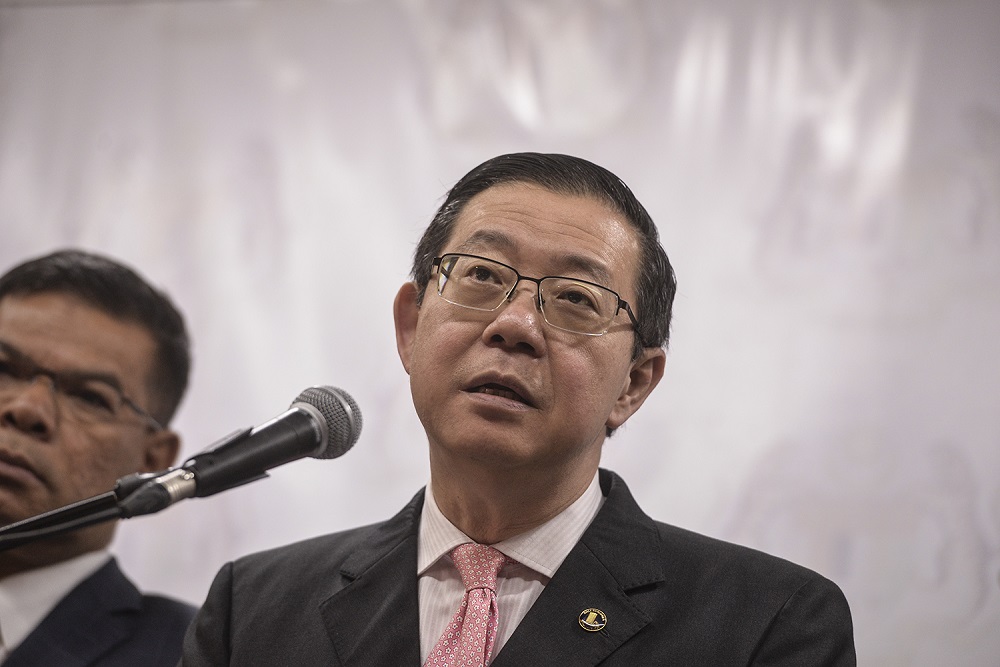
0, 292, 157, 394
446, 182, 642, 293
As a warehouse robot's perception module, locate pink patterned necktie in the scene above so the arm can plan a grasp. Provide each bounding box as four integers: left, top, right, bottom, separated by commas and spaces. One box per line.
424, 543, 510, 667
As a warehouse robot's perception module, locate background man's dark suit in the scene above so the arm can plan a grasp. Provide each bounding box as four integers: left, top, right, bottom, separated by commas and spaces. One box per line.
3, 558, 195, 667
183, 470, 854, 666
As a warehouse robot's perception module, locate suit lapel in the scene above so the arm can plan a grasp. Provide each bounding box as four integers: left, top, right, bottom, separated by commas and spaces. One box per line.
3, 559, 140, 667
492, 470, 664, 667
316, 473, 661, 666
319, 490, 424, 666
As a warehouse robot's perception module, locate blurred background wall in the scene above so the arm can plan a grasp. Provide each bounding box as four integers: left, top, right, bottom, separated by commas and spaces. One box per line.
1, 0, 997, 663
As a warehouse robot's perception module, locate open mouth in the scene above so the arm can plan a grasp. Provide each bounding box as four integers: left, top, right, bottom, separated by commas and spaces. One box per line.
469, 382, 532, 407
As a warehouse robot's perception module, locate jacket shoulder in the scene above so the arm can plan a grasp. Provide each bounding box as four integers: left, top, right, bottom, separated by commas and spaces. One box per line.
586, 470, 856, 664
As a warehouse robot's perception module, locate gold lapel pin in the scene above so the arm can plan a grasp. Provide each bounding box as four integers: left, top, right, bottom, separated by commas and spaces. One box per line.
578, 607, 608, 632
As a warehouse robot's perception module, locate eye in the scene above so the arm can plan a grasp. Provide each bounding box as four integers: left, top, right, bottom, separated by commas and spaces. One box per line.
555, 286, 601, 312
466, 263, 502, 284
0, 357, 31, 383
65, 382, 117, 413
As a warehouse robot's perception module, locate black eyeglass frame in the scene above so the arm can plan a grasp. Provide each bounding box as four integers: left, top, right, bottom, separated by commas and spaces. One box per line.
431, 252, 643, 342
0, 342, 164, 432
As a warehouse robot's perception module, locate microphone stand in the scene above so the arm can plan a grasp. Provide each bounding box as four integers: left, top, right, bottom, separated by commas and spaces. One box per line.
0, 427, 256, 553
0, 472, 157, 552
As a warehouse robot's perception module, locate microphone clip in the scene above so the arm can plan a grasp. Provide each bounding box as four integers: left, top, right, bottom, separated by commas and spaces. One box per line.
117, 426, 266, 519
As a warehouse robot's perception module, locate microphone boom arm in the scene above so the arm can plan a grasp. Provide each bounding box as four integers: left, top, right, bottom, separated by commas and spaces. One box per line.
0, 427, 261, 551
0, 385, 360, 551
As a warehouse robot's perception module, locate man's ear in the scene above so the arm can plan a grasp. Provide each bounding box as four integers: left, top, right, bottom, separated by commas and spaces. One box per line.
606, 347, 666, 430
393, 282, 420, 375
141, 428, 181, 473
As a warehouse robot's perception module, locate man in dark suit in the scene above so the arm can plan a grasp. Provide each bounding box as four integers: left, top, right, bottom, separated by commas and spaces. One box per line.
0, 249, 195, 666
183, 153, 855, 665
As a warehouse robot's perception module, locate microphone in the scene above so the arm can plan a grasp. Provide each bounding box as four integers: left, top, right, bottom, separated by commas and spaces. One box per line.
118, 386, 362, 518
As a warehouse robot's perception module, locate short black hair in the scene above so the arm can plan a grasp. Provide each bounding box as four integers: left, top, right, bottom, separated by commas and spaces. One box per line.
411, 152, 676, 359
0, 249, 191, 425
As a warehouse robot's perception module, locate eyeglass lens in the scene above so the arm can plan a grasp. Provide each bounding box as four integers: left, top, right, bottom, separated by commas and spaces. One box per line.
0, 347, 131, 424
437, 254, 621, 336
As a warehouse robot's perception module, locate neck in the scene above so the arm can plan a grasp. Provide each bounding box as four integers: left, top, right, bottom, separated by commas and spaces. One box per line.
0, 527, 109, 580
428, 453, 599, 544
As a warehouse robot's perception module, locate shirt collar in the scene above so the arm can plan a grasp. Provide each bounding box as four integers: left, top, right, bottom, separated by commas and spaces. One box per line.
0, 550, 111, 652
417, 471, 604, 578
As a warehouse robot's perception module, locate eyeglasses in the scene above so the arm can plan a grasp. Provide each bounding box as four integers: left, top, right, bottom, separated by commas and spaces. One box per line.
432, 253, 641, 339
0, 342, 163, 431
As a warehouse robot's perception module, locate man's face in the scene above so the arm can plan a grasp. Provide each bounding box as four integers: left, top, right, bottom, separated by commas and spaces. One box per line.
0, 292, 178, 570
395, 183, 664, 486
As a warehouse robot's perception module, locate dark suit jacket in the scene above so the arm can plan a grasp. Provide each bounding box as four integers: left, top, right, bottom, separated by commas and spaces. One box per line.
182, 469, 855, 665
3, 558, 196, 667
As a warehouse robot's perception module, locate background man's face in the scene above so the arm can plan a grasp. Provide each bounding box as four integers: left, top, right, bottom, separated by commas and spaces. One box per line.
0, 292, 169, 566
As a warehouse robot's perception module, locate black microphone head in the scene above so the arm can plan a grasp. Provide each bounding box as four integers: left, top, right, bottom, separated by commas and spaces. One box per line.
292, 386, 362, 459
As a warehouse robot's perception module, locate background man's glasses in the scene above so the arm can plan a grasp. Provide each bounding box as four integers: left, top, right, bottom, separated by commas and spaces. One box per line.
0, 343, 163, 431
432, 253, 640, 338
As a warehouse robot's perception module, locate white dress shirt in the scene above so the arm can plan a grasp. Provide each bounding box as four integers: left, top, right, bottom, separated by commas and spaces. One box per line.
417, 472, 604, 664
0, 550, 110, 658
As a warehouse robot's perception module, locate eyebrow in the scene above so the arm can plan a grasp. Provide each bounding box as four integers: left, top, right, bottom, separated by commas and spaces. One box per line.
0, 339, 126, 392
454, 229, 614, 286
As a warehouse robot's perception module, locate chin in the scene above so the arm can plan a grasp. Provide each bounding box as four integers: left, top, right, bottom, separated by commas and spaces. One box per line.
439, 435, 538, 469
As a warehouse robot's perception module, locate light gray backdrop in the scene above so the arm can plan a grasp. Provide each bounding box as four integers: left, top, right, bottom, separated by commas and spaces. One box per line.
1, 1, 998, 664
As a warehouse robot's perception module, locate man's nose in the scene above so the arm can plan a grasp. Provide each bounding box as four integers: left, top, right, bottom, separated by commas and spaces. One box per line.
0, 375, 58, 438
482, 280, 547, 356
